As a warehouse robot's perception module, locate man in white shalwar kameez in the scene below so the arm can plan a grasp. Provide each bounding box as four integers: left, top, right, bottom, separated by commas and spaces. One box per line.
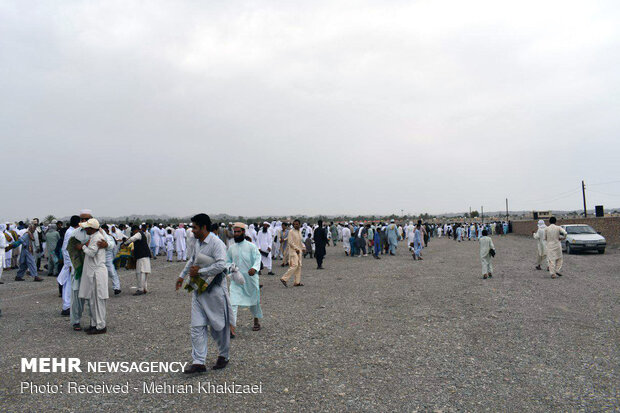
0, 224, 6, 284
341, 225, 352, 255
78, 219, 109, 334
4, 223, 15, 268
102, 224, 121, 295
247, 224, 257, 244
186, 225, 195, 259
165, 229, 175, 261
176, 214, 230, 373
404, 222, 414, 246
150, 225, 161, 257
157, 224, 166, 255
544, 217, 567, 279
226, 223, 262, 334
533, 220, 547, 271
57, 216, 79, 316
256, 222, 275, 275
174, 224, 187, 261
272, 223, 282, 260
68, 210, 109, 330
479, 230, 495, 279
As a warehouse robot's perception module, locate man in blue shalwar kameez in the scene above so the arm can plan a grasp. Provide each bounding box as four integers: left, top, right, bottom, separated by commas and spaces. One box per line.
8, 223, 44, 282
413, 224, 423, 260
386, 219, 399, 255
226, 222, 263, 334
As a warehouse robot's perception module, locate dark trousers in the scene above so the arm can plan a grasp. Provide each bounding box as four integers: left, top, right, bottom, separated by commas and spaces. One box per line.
315, 254, 324, 268
356, 239, 366, 255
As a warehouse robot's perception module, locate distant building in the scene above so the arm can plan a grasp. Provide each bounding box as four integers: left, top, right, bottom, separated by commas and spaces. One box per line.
532, 210, 552, 220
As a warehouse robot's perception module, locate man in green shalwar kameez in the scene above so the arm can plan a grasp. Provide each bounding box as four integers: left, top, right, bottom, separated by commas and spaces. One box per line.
45, 222, 61, 277
226, 222, 262, 334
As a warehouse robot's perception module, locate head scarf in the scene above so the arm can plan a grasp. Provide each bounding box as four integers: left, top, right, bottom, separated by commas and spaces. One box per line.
537, 220, 546, 229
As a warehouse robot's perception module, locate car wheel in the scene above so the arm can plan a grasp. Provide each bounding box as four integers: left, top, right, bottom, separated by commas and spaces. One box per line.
598, 249, 605, 254
566, 243, 572, 254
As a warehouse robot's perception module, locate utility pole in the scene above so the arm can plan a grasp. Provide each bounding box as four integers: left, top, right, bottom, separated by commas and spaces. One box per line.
506, 198, 509, 220
582, 180, 587, 218
481, 206, 484, 223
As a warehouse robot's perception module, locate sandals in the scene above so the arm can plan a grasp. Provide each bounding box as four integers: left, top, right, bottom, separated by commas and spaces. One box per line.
280, 279, 288, 288
73, 324, 82, 331
253, 324, 261, 331
293, 283, 304, 287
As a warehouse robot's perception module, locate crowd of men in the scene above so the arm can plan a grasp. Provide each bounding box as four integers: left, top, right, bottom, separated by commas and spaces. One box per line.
3, 210, 573, 372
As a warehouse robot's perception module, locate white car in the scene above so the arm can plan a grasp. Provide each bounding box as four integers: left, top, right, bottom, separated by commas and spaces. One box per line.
561, 224, 606, 254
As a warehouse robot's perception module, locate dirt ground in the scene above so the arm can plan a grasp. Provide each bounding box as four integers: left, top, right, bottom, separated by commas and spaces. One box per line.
0, 235, 618, 412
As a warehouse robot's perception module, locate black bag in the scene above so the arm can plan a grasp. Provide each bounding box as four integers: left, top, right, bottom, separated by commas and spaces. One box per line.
490, 248, 496, 257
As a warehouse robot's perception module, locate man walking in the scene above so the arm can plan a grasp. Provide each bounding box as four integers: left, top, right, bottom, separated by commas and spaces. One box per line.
226, 223, 262, 334
256, 222, 275, 275
386, 219, 399, 255
280, 219, 305, 287
176, 214, 230, 373
174, 224, 187, 261
45, 223, 61, 277
544, 217, 567, 279
7, 223, 44, 282
479, 230, 495, 279
341, 224, 351, 256
122, 225, 152, 295
313, 220, 328, 269
533, 220, 547, 271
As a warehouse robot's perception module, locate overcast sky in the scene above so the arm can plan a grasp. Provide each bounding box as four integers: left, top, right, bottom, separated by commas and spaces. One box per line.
2, 0, 619, 220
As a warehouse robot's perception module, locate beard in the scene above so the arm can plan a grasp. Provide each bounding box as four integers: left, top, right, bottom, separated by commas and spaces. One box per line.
234, 235, 245, 243
262, 227, 268, 233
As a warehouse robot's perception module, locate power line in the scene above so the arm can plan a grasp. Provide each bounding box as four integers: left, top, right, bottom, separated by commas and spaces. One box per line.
588, 180, 620, 186
520, 188, 580, 205
588, 189, 620, 198
534, 189, 581, 205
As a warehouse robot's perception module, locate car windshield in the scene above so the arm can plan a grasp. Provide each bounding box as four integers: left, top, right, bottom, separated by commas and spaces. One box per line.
566, 226, 597, 234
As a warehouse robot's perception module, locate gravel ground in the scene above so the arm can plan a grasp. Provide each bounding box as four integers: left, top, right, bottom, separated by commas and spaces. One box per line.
0, 235, 618, 412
